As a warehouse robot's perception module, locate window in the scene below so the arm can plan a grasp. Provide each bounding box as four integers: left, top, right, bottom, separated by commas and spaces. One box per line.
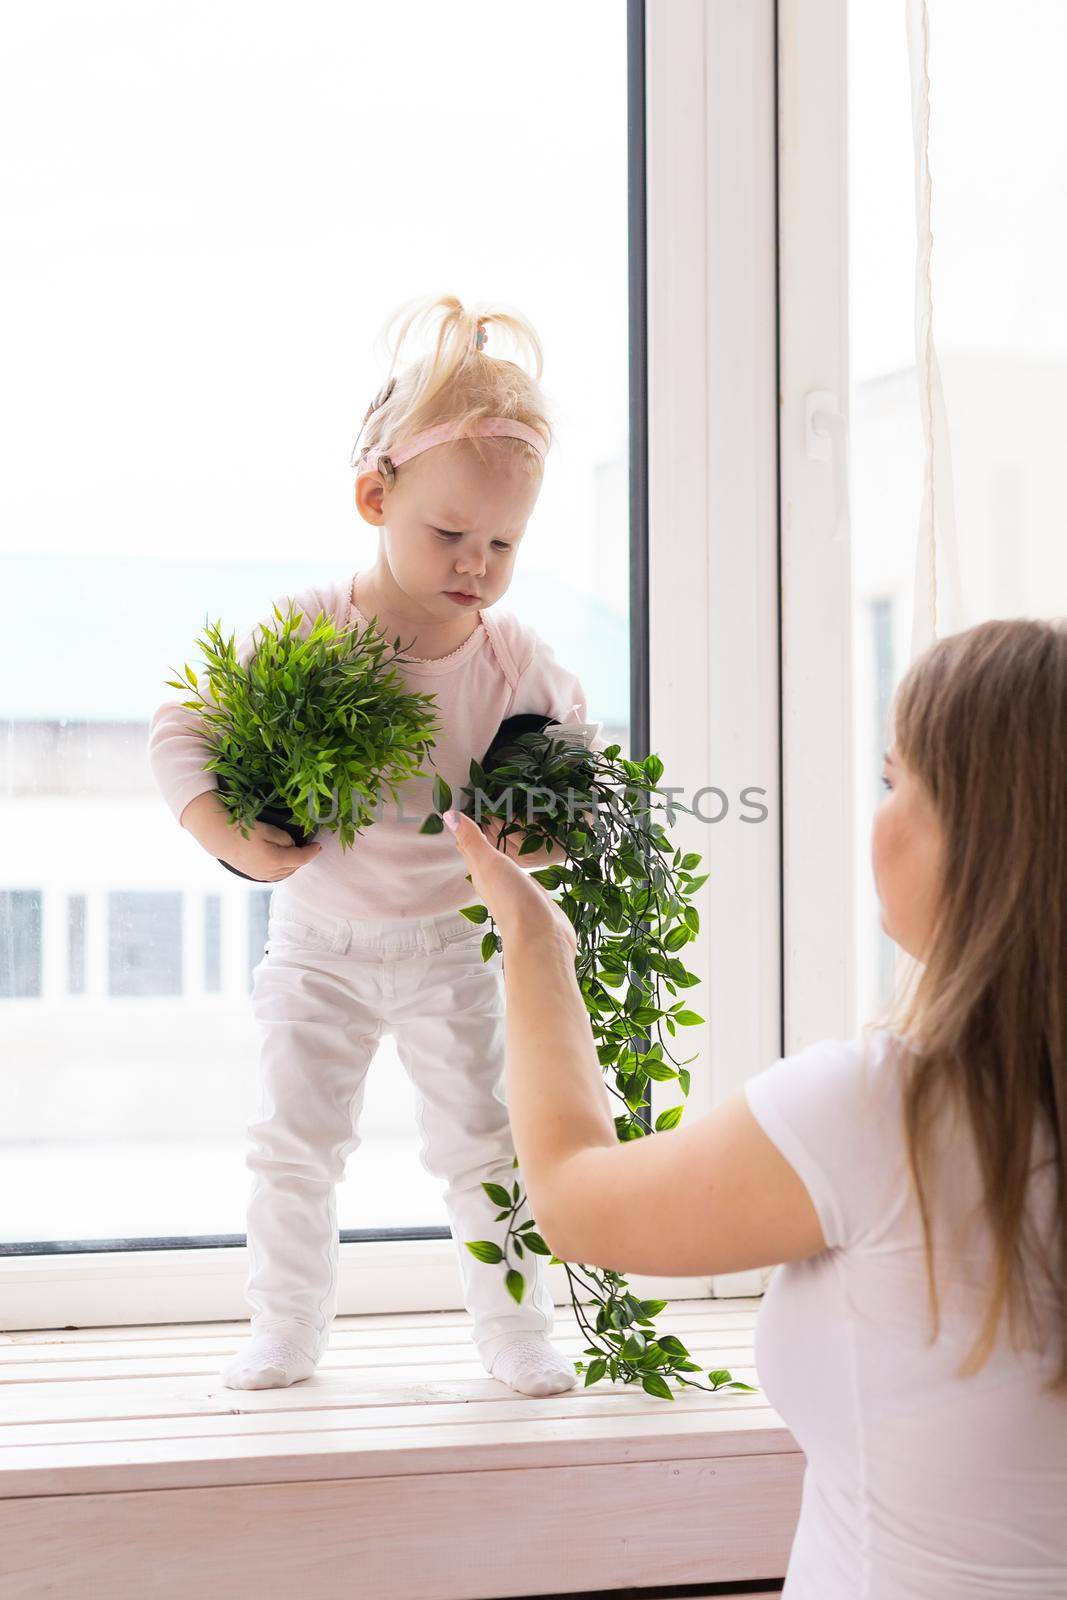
0, 891, 42, 999
108, 891, 183, 998
848, 0, 1067, 1024
67, 894, 87, 996
246, 892, 271, 994
1, 0, 635, 1311
203, 895, 221, 994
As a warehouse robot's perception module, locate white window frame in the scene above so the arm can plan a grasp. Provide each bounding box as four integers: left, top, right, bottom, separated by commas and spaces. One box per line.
645, 0, 781, 1300
2, 0, 837, 1330
777, 0, 855, 1053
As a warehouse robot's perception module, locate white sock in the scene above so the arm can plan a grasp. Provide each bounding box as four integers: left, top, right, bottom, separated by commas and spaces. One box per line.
487, 1336, 578, 1398
221, 1333, 319, 1390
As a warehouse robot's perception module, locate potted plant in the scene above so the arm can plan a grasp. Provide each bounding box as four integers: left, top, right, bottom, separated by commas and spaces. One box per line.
165, 600, 442, 880
420, 721, 757, 1402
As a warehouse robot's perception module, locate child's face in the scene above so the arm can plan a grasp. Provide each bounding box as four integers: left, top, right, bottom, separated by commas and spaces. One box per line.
355, 442, 542, 615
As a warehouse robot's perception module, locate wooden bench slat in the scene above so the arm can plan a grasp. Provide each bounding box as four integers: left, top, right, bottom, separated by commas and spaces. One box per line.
0, 1326, 757, 1371
0, 1406, 798, 1497
0, 1385, 773, 1450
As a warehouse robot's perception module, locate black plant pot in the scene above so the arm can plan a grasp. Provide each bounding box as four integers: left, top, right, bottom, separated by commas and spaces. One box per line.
463, 712, 563, 828
477, 713, 559, 782
215, 779, 318, 882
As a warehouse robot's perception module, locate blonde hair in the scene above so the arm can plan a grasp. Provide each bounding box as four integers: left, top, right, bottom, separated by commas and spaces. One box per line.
352, 294, 553, 487
875, 618, 1067, 1390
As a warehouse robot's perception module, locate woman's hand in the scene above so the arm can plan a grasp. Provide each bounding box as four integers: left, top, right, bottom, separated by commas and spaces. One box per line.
444, 809, 577, 953
477, 810, 568, 868
476, 810, 527, 861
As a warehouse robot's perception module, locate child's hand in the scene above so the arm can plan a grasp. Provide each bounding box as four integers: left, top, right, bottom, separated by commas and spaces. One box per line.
181, 792, 322, 880
220, 820, 323, 881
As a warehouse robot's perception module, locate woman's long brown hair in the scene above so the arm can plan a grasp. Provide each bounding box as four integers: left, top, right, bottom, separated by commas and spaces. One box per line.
882, 617, 1066, 1389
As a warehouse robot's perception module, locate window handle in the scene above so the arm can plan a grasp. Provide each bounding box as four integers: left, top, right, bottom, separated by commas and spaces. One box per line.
804, 390, 850, 544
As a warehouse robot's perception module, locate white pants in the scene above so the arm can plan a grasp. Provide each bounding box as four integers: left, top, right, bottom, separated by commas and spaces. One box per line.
242, 897, 555, 1368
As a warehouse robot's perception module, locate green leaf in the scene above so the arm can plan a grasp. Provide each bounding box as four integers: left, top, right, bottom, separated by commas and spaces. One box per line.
433, 775, 453, 813
641, 1373, 675, 1401
680, 852, 702, 871
621, 1331, 647, 1359
482, 1182, 513, 1209
505, 1269, 525, 1304
728, 1381, 759, 1392
459, 903, 489, 923
480, 930, 497, 962
656, 1334, 689, 1359
636, 1300, 667, 1320
672, 1009, 705, 1026
465, 1240, 504, 1264
584, 1357, 608, 1386
642, 753, 664, 786
654, 1105, 684, 1132
707, 1368, 732, 1387
530, 865, 565, 889
522, 1232, 552, 1256
420, 812, 445, 834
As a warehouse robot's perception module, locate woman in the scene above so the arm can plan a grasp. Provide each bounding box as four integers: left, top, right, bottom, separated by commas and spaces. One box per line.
442, 616, 1067, 1600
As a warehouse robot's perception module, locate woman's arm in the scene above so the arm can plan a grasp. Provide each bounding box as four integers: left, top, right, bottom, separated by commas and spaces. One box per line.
502, 903, 827, 1275
499, 910, 618, 1231
446, 802, 827, 1274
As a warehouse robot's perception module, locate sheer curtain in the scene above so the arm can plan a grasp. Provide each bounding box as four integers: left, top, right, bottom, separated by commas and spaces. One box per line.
905, 0, 964, 655
850, 0, 1067, 1021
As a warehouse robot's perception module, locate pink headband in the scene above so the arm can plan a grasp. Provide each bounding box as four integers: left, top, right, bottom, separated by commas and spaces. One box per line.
354, 416, 548, 483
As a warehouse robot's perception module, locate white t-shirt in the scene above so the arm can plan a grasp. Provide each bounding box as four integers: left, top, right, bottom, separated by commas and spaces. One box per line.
744, 1027, 1067, 1600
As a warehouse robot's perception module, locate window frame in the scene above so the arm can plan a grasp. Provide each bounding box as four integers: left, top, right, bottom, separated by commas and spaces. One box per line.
644, 0, 782, 1299
777, 0, 856, 1052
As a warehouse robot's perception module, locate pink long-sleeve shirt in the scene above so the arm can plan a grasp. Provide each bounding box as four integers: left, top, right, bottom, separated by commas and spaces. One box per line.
147, 575, 605, 922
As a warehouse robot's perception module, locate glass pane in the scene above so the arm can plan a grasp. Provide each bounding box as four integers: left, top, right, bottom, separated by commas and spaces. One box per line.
848, 1, 1067, 1024
0, 1, 630, 1250
108, 891, 183, 998
0, 892, 42, 1000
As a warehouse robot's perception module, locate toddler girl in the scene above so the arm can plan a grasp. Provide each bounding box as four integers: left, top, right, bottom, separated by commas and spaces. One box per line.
147, 294, 605, 1399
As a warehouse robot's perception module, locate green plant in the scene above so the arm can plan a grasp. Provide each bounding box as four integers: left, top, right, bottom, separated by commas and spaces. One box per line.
165, 601, 442, 849
420, 726, 758, 1401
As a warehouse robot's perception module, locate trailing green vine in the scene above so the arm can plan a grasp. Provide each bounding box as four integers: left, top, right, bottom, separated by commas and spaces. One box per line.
421, 725, 757, 1401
